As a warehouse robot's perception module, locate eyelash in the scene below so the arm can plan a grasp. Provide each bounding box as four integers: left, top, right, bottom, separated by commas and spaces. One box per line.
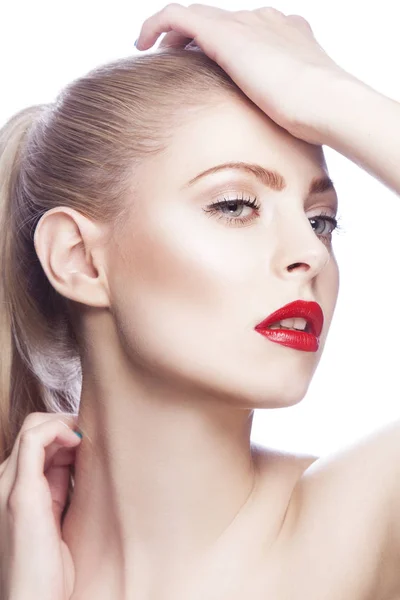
203, 193, 261, 227
203, 194, 340, 238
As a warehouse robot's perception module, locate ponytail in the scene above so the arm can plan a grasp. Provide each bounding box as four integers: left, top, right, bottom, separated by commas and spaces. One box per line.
0, 105, 81, 463
0, 106, 45, 460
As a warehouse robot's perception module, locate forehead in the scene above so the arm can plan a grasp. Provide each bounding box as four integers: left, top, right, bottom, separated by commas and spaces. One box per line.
141, 96, 330, 195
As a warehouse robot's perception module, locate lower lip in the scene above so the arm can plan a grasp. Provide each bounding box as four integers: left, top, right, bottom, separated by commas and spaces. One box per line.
255, 328, 320, 352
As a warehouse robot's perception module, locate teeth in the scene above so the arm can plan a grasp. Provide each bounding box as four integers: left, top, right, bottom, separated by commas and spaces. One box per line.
293, 318, 308, 331
268, 317, 308, 331
280, 318, 295, 329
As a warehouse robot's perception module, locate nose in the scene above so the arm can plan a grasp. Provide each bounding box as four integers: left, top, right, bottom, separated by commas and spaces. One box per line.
271, 216, 331, 282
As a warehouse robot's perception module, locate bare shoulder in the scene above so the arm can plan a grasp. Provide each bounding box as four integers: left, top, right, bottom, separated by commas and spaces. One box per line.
276, 419, 400, 600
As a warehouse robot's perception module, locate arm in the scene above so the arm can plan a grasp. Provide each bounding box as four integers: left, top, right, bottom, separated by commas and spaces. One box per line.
320, 75, 400, 197
135, 5, 400, 197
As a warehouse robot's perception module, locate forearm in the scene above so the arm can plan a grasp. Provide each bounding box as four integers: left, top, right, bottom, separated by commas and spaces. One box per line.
321, 74, 400, 197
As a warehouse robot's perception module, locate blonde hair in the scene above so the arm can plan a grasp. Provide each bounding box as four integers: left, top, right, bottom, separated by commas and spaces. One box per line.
0, 47, 246, 462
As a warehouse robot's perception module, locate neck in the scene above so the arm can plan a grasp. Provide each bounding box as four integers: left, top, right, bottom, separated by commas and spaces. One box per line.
62, 342, 263, 598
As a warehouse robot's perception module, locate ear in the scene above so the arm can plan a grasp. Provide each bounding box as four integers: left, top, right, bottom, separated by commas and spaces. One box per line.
33, 207, 111, 308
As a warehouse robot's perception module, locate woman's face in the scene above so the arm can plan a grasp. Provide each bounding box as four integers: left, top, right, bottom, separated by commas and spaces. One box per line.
107, 95, 339, 408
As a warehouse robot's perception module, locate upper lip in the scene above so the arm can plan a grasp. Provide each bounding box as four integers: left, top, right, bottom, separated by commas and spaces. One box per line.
254, 299, 324, 337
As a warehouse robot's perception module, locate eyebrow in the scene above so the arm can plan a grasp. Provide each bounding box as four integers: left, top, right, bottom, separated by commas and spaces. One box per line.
182, 161, 335, 195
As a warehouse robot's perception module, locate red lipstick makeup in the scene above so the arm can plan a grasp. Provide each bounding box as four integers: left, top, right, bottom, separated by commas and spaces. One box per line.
254, 300, 324, 352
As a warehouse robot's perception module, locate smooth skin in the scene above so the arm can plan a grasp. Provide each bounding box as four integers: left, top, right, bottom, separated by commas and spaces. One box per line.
133, 5, 400, 600
2, 4, 400, 600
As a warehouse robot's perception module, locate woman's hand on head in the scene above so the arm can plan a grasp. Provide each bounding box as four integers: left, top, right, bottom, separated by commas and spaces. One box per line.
134, 3, 357, 145
0, 412, 82, 600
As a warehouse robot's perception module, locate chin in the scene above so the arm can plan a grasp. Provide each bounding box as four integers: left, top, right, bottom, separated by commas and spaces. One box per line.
239, 373, 314, 409
188, 362, 316, 410
249, 379, 312, 409
232, 350, 320, 409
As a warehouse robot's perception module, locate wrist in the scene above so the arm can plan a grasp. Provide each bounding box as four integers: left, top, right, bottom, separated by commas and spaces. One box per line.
307, 71, 400, 196
288, 68, 370, 147
319, 74, 383, 148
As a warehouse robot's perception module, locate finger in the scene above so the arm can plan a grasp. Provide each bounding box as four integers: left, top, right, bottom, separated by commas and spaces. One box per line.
286, 14, 314, 34
43, 426, 80, 473
0, 412, 80, 497
136, 3, 211, 51
4, 420, 81, 537
158, 30, 194, 49
45, 441, 80, 528
15, 420, 81, 486
45, 462, 73, 523
253, 7, 286, 19
7, 412, 78, 465
0, 412, 79, 483
45, 443, 78, 470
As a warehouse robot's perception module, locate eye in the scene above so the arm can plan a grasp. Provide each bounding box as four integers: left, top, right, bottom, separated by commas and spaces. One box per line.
203, 193, 261, 227
309, 214, 338, 237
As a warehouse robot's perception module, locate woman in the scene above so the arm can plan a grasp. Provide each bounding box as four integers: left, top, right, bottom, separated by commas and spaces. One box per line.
1, 4, 399, 600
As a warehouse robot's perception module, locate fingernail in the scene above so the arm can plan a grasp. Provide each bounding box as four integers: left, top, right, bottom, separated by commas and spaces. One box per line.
73, 430, 83, 439
134, 38, 139, 48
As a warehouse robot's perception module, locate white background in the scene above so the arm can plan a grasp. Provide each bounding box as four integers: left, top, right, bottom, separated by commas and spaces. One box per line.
1, 0, 399, 456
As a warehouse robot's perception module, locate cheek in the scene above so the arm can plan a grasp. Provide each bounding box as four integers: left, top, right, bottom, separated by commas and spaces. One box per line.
105, 211, 329, 403
318, 255, 340, 333
107, 210, 257, 376
113, 203, 263, 313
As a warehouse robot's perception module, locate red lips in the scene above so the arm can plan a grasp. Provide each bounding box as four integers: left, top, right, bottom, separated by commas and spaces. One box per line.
254, 300, 324, 353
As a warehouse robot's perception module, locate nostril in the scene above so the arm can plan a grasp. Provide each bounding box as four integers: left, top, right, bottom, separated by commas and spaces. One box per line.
287, 262, 309, 272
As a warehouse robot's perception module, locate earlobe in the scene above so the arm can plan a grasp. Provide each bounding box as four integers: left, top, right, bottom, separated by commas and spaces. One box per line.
33, 207, 110, 308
